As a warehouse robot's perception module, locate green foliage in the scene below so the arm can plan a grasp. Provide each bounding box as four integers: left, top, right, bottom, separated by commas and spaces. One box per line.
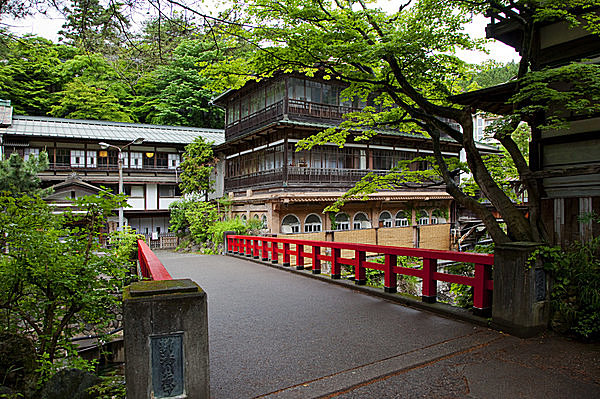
511, 63, 600, 130
537, 239, 600, 340
447, 244, 494, 308
186, 202, 219, 244
48, 79, 133, 122
208, 217, 263, 245
0, 35, 77, 116
135, 39, 225, 128
0, 152, 50, 196
86, 372, 126, 399
0, 191, 136, 367
179, 137, 216, 195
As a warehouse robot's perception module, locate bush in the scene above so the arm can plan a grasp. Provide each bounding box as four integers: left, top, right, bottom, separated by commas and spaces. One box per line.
186, 202, 219, 244
540, 237, 600, 340
208, 217, 263, 245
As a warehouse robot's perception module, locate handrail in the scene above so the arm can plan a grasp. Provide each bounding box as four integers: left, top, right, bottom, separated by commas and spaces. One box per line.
226, 235, 493, 315
137, 239, 172, 281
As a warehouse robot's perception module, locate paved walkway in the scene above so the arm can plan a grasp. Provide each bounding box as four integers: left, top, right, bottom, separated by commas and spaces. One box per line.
156, 251, 600, 399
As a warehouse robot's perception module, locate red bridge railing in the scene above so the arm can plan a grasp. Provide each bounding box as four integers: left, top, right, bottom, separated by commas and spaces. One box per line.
226, 235, 494, 314
137, 239, 172, 281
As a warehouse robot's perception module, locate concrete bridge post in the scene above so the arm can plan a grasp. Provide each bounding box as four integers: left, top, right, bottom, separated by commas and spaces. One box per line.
123, 279, 209, 399
492, 242, 550, 338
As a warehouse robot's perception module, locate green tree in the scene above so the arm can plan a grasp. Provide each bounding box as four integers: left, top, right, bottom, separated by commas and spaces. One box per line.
200, 0, 599, 245
179, 136, 216, 195
135, 39, 226, 128
0, 35, 77, 115
59, 0, 129, 54
0, 191, 136, 367
49, 79, 133, 121
0, 151, 50, 196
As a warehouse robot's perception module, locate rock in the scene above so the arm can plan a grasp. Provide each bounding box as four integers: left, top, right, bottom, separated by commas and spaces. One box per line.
0, 333, 37, 394
39, 369, 101, 399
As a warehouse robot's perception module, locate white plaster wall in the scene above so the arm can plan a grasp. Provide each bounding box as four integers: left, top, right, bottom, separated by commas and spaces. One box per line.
159, 197, 179, 209
127, 198, 145, 210
146, 184, 158, 210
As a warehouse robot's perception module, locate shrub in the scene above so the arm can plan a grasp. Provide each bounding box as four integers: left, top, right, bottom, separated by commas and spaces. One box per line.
208, 217, 263, 245
185, 202, 219, 244
540, 237, 600, 340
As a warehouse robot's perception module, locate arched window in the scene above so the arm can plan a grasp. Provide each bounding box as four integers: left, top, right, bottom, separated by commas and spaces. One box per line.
417, 210, 429, 225
281, 214, 300, 234
353, 212, 371, 230
334, 213, 350, 230
395, 210, 410, 227
304, 214, 322, 232
241, 214, 248, 222
261, 215, 268, 229
378, 211, 393, 228
431, 209, 446, 224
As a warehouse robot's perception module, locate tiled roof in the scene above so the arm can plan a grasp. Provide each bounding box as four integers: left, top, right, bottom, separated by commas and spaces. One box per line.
0, 115, 225, 145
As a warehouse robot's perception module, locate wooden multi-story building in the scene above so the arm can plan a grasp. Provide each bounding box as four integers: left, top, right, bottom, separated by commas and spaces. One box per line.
0, 109, 224, 235
211, 73, 469, 249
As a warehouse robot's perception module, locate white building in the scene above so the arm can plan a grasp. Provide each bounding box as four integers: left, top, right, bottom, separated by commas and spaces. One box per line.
0, 109, 224, 235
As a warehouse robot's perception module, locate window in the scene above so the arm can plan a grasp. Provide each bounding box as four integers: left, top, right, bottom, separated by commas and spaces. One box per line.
70, 150, 85, 168
431, 209, 446, 224
288, 78, 305, 100
304, 214, 322, 232
395, 211, 410, 227
417, 210, 430, 225
353, 213, 371, 230
156, 153, 168, 168
159, 185, 180, 197
281, 214, 300, 234
23, 148, 39, 161
334, 213, 350, 231
378, 211, 393, 228
168, 153, 180, 169
98, 149, 118, 167
130, 152, 143, 169
143, 152, 155, 168
86, 150, 97, 168
55, 149, 70, 166
261, 215, 268, 229
241, 214, 247, 222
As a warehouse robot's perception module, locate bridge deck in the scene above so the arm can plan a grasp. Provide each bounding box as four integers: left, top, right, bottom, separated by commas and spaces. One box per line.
157, 251, 600, 399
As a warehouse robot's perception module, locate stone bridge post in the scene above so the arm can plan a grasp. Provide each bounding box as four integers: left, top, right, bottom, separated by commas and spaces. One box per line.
123, 279, 209, 399
492, 242, 550, 338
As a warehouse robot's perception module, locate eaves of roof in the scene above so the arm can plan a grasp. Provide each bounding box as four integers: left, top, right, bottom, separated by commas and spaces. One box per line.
230, 190, 453, 204
0, 115, 225, 145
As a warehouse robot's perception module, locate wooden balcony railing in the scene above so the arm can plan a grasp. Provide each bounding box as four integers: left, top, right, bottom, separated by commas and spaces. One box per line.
48, 163, 178, 173
225, 98, 363, 141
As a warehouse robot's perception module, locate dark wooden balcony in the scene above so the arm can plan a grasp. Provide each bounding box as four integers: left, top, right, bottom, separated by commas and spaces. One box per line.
48, 163, 178, 174
225, 99, 362, 141
225, 167, 388, 192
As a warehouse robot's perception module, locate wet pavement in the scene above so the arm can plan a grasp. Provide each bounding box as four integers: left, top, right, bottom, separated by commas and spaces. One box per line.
156, 251, 600, 399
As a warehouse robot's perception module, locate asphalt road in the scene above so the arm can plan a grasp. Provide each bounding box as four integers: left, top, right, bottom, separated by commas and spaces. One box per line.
156, 251, 600, 399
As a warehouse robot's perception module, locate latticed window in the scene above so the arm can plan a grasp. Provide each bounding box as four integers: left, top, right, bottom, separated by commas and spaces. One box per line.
353, 213, 371, 230
379, 211, 393, 228
304, 214, 322, 232
334, 213, 350, 231
281, 214, 300, 234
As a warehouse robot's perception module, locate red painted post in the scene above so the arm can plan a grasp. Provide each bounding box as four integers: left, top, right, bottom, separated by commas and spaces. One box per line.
384, 254, 397, 293
253, 239, 259, 259
355, 250, 366, 285
227, 236, 233, 253
283, 243, 291, 266
312, 246, 321, 274
422, 258, 437, 303
245, 238, 252, 257
296, 244, 305, 270
261, 240, 269, 261
271, 241, 279, 264
473, 263, 492, 316
330, 248, 341, 279
232, 237, 238, 254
